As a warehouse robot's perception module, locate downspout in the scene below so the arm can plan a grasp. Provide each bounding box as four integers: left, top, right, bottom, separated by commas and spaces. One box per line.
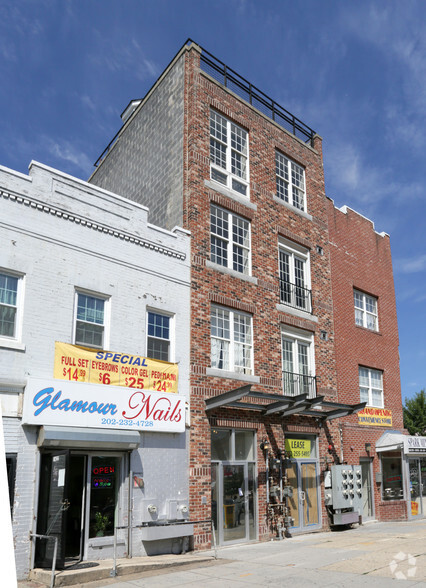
338, 425, 344, 464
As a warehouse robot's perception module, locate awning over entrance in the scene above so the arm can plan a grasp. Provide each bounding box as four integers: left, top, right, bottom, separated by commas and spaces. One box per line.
205, 385, 366, 422
376, 430, 426, 455
37, 425, 141, 449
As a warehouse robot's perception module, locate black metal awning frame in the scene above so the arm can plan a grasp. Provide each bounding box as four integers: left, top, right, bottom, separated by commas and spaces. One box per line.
205, 385, 366, 422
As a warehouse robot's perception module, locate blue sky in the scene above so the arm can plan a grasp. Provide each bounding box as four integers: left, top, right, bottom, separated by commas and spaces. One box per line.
1, 0, 424, 403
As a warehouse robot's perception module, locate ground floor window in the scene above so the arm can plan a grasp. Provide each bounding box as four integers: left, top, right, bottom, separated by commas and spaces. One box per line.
381, 451, 403, 500
6, 454, 17, 512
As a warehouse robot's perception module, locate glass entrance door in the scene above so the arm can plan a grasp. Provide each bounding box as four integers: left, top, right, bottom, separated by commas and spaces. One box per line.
409, 458, 423, 517
36, 452, 122, 568
287, 461, 320, 532
360, 459, 374, 520
35, 451, 70, 569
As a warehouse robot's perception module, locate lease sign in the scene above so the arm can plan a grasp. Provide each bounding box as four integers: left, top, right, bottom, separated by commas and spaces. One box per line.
54, 342, 178, 393
285, 438, 311, 459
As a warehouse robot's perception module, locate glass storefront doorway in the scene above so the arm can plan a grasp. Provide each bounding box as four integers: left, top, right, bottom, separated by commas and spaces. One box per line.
408, 458, 426, 518
35, 451, 123, 569
211, 429, 257, 545
285, 436, 320, 533
360, 459, 374, 520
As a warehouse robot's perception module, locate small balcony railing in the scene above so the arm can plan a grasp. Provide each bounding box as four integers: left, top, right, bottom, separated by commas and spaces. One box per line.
279, 279, 312, 313
283, 371, 316, 399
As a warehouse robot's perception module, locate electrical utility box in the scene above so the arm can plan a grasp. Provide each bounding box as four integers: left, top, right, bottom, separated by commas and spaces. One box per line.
324, 465, 362, 526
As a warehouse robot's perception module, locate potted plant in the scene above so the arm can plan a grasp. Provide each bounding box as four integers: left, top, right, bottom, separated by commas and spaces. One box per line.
94, 511, 109, 537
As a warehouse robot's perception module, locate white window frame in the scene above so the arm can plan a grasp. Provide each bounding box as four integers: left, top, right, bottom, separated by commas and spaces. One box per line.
275, 150, 306, 212
211, 306, 253, 375
278, 238, 311, 312
210, 204, 251, 275
354, 289, 378, 331
281, 326, 315, 398
0, 269, 25, 349
73, 290, 110, 350
359, 366, 384, 408
210, 109, 250, 198
146, 309, 175, 362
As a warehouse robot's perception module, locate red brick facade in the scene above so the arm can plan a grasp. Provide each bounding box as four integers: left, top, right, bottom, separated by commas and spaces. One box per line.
91, 41, 406, 547
327, 201, 405, 521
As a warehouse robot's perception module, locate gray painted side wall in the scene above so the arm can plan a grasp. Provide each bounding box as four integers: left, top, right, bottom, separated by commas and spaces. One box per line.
0, 162, 191, 579
89, 54, 185, 231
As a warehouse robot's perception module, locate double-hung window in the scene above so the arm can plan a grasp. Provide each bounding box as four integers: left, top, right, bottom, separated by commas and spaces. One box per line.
0, 271, 24, 343
210, 110, 249, 197
279, 240, 311, 312
211, 306, 253, 375
211, 205, 250, 275
276, 150, 306, 211
147, 311, 172, 361
354, 290, 378, 331
74, 292, 108, 349
359, 367, 383, 408
282, 328, 315, 398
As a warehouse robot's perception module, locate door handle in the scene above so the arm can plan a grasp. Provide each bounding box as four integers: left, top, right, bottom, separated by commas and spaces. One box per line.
300, 491, 306, 501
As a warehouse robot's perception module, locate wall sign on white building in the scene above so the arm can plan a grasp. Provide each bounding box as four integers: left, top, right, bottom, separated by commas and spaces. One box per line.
22, 377, 185, 433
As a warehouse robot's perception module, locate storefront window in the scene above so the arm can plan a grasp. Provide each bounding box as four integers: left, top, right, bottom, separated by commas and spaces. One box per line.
211, 429, 231, 460
89, 456, 120, 537
381, 452, 403, 500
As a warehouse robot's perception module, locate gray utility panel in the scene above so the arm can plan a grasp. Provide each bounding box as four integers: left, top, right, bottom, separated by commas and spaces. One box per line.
324, 464, 363, 525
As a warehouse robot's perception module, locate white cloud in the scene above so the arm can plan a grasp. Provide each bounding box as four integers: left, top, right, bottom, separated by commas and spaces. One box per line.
45, 138, 92, 174
395, 254, 426, 275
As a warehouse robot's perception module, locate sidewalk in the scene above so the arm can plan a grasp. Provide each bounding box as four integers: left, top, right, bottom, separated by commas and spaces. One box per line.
19, 518, 426, 587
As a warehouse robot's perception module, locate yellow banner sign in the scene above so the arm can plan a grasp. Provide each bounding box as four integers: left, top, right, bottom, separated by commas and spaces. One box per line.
54, 342, 178, 393
285, 438, 311, 459
358, 407, 392, 427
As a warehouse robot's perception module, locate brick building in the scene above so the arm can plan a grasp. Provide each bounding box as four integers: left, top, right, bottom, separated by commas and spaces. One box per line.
89, 40, 406, 547
327, 202, 417, 522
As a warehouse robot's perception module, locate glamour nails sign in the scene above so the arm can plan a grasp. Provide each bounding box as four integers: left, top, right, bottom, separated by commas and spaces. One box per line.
22, 377, 185, 433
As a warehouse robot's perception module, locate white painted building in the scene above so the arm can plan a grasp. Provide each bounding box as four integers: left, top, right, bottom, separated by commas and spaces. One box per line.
0, 162, 191, 579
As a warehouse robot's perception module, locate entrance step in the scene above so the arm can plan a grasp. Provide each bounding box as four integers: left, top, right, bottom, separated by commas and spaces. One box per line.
28, 554, 215, 586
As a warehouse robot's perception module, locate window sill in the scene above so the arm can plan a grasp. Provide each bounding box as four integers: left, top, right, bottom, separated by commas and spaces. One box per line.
206, 368, 260, 384
0, 339, 26, 351
273, 195, 312, 221
355, 324, 382, 336
276, 303, 318, 323
205, 180, 257, 211
206, 261, 258, 284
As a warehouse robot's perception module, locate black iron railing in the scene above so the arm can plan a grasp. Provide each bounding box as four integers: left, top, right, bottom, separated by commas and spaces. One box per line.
283, 371, 316, 399
279, 279, 312, 313
195, 40, 316, 146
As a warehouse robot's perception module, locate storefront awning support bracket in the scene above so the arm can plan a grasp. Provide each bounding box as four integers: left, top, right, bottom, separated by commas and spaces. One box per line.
205, 384, 252, 411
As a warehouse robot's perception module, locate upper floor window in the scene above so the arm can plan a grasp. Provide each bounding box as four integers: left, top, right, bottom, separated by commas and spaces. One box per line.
210, 110, 249, 197
354, 290, 378, 331
359, 366, 383, 408
282, 327, 315, 398
279, 240, 311, 312
74, 292, 108, 349
147, 311, 172, 361
276, 151, 306, 211
0, 271, 24, 342
211, 205, 251, 275
211, 306, 253, 375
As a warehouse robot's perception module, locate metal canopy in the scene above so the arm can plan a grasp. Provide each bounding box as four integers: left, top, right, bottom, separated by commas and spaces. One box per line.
205, 386, 366, 421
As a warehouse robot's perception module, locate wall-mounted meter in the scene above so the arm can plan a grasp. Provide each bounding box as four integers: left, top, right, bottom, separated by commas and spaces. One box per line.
324, 464, 362, 526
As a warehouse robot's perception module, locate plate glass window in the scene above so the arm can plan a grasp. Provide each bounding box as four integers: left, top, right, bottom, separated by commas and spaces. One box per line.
354, 290, 378, 331
210, 110, 249, 197
276, 151, 306, 211
359, 367, 383, 408
211, 205, 250, 275
147, 311, 170, 361
211, 306, 252, 374
0, 273, 19, 338
75, 293, 105, 349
